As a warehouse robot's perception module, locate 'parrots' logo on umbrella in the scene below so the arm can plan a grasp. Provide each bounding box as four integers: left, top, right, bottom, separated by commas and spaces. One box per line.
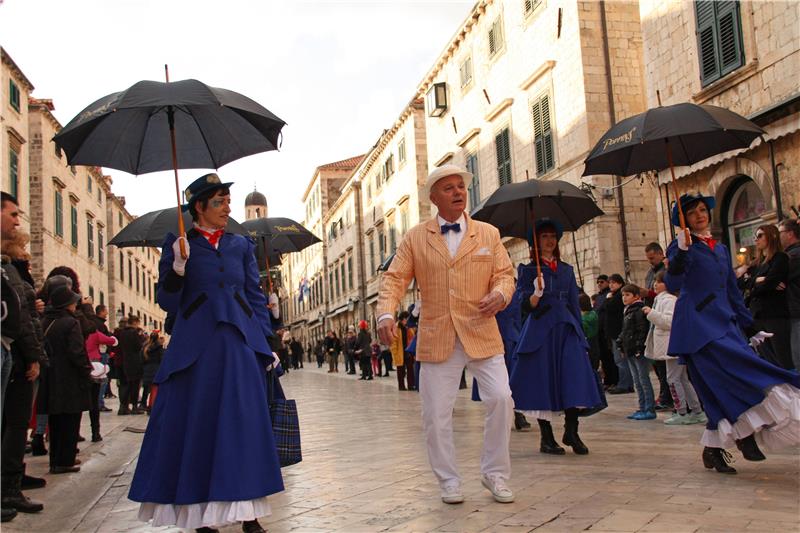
601, 126, 637, 151
274, 224, 301, 233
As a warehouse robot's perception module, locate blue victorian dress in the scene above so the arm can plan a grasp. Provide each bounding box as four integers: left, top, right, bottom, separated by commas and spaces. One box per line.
509, 261, 602, 419
665, 237, 800, 450
129, 229, 284, 528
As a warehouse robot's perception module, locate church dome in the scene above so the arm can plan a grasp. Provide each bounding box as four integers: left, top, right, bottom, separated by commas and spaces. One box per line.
245, 189, 267, 207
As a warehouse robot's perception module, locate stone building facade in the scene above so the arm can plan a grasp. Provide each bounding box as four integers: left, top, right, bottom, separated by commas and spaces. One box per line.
280, 155, 364, 344
416, 0, 659, 287
2, 47, 34, 231
639, 0, 799, 267
3, 48, 164, 331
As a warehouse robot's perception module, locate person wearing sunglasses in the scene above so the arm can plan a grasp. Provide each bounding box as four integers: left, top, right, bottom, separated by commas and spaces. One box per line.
745, 225, 793, 370
665, 193, 800, 475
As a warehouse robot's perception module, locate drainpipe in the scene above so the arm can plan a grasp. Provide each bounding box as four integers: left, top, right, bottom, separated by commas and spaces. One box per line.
600, 0, 632, 279
353, 180, 368, 320
767, 140, 784, 220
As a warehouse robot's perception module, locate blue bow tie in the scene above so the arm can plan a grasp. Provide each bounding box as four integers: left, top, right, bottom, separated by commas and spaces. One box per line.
440, 223, 461, 234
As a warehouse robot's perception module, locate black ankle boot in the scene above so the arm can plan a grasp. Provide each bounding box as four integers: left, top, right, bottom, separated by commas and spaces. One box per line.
21, 464, 46, 491
736, 434, 766, 461
515, 412, 532, 432
1, 506, 17, 522
702, 447, 737, 474
0, 474, 44, 513
242, 519, 266, 533
30, 434, 47, 456
562, 410, 589, 455
537, 419, 565, 454
195, 527, 219, 533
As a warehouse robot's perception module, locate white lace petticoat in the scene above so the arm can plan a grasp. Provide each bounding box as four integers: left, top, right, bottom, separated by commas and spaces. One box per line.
138, 496, 271, 529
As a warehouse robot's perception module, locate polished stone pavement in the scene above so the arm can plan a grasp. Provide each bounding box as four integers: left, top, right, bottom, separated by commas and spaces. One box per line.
6, 364, 799, 532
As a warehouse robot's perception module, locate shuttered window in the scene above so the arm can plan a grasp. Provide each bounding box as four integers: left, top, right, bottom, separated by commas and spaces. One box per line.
460, 56, 473, 88
524, 0, 543, 18
466, 152, 481, 210
495, 128, 512, 186
488, 17, 504, 58
70, 205, 79, 248
695, 1, 744, 86
532, 94, 555, 176
54, 189, 64, 237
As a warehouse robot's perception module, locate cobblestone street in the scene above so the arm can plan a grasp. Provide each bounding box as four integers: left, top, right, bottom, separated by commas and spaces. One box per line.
5, 365, 799, 533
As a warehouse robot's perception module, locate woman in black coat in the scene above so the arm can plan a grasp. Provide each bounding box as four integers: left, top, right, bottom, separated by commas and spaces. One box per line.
746, 225, 792, 369
139, 332, 164, 412
117, 316, 145, 415
41, 287, 92, 474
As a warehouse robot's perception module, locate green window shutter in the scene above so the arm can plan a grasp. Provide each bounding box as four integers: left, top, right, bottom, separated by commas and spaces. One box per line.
532, 95, 555, 176
495, 128, 512, 186
716, 1, 744, 76
466, 153, 480, 209
54, 190, 63, 237
695, 1, 720, 84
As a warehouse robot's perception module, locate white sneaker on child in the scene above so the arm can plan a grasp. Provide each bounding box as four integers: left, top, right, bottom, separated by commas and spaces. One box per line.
664, 413, 686, 425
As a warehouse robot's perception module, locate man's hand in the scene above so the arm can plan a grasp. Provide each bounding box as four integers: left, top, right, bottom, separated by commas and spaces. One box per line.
478, 290, 505, 317
749, 330, 774, 349
378, 317, 396, 345
26, 361, 40, 382
642, 306, 652, 315
34, 298, 45, 314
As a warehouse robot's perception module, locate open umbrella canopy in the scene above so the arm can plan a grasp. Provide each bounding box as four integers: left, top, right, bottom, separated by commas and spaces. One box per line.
471, 179, 603, 240
240, 217, 320, 254
53, 79, 287, 175
582, 102, 764, 177
109, 208, 246, 248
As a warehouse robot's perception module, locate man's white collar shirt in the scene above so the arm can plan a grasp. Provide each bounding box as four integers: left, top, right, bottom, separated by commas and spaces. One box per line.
437, 213, 466, 259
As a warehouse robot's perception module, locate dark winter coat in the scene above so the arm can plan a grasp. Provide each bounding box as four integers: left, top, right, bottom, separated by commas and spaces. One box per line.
1, 256, 45, 369
356, 330, 372, 358
118, 326, 145, 381
785, 242, 800, 318
41, 308, 92, 414
618, 301, 649, 358
142, 343, 164, 385
604, 289, 624, 342
746, 252, 789, 320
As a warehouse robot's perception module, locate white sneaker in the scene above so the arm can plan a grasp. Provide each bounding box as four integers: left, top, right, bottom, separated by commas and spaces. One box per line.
481, 474, 514, 503
685, 411, 708, 424
663, 413, 686, 425
440, 483, 464, 504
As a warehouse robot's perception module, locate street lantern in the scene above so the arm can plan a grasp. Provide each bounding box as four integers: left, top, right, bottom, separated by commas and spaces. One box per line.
426, 82, 448, 117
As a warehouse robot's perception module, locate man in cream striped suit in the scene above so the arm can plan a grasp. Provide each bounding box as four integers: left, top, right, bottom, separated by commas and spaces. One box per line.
377, 164, 516, 505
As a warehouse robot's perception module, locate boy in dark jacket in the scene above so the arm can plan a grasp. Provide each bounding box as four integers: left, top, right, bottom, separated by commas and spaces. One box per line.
618, 284, 655, 420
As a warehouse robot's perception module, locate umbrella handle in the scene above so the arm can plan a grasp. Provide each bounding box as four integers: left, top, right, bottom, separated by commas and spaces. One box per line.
165, 65, 188, 260
528, 201, 543, 291
665, 140, 690, 245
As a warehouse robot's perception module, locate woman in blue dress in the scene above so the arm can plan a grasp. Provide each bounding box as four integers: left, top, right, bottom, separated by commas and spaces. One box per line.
129, 174, 283, 533
509, 219, 602, 455
665, 193, 800, 474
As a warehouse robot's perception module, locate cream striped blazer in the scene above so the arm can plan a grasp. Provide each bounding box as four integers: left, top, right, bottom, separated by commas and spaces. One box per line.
377, 214, 514, 362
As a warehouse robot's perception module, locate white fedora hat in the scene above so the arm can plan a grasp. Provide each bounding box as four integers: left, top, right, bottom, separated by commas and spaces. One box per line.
424, 164, 472, 194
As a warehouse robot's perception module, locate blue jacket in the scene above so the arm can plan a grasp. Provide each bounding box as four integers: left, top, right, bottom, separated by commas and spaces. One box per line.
515, 261, 586, 355
154, 230, 274, 383
665, 238, 753, 355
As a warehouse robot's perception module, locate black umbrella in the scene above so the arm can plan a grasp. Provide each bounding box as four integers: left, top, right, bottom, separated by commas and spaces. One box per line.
53, 68, 286, 257
240, 217, 321, 253
471, 179, 603, 239
240, 217, 320, 293
472, 179, 603, 287
582, 100, 763, 228
377, 252, 395, 273
109, 207, 246, 248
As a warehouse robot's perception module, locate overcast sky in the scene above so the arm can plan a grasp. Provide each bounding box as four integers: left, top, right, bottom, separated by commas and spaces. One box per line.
1, 0, 472, 222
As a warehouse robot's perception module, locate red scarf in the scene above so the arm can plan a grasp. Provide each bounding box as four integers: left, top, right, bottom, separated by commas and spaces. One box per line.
196, 227, 224, 247
694, 234, 716, 251
542, 257, 558, 272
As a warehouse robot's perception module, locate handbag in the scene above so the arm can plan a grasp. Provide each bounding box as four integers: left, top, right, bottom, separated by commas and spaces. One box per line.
267, 370, 302, 467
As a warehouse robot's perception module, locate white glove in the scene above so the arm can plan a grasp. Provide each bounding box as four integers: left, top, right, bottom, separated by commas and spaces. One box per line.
533, 275, 545, 298
749, 331, 774, 349
411, 300, 421, 318
267, 353, 280, 371
172, 236, 190, 276
677, 229, 691, 251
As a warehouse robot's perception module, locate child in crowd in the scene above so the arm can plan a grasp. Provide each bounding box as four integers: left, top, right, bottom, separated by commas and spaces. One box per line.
618, 284, 656, 420
644, 271, 706, 425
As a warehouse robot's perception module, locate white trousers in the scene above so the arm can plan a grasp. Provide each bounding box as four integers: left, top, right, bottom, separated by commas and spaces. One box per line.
419, 340, 513, 487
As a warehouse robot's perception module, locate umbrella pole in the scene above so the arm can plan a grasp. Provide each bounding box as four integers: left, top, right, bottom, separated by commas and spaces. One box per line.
528, 199, 543, 291
665, 140, 687, 230
571, 231, 584, 289
165, 65, 187, 259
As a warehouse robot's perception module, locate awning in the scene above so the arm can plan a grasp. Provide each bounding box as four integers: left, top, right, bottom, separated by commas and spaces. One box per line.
328, 305, 349, 318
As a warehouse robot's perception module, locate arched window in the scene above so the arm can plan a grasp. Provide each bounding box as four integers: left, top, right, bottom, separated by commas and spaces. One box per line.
724, 177, 767, 267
